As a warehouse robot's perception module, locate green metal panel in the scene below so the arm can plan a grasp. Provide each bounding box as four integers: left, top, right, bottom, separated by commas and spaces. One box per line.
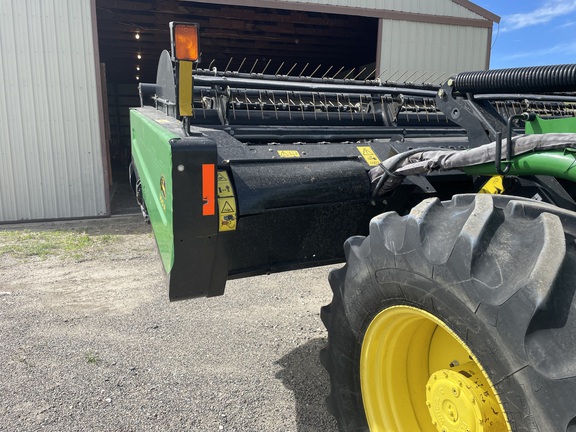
466, 116, 576, 178
525, 116, 576, 134
465, 150, 576, 181
130, 109, 179, 273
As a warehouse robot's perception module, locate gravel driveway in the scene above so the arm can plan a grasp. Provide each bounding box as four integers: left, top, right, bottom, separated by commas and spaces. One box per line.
0, 215, 339, 431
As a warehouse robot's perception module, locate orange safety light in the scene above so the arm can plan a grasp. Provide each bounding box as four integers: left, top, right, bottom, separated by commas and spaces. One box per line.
169, 22, 200, 62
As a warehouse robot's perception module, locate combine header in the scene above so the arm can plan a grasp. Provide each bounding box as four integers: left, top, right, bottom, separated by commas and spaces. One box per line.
130, 23, 576, 431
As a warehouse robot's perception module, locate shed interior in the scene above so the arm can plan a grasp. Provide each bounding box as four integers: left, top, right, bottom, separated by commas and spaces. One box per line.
96, 0, 378, 153
96, 0, 378, 83
95, 0, 378, 213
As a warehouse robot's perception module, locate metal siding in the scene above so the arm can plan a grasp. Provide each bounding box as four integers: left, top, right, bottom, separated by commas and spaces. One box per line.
378, 20, 488, 85
0, 0, 107, 222
276, 0, 485, 19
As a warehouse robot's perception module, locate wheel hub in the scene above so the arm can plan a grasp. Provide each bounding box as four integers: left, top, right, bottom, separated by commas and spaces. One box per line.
426, 362, 506, 432
360, 305, 510, 431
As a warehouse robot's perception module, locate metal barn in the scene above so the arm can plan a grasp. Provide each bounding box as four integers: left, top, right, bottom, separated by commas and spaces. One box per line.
0, 0, 499, 222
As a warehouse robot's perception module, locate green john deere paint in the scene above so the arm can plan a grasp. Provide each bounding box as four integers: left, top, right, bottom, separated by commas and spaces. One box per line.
466, 115, 576, 179
465, 150, 576, 181
130, 109, 179, 274
525, 115, 576, 134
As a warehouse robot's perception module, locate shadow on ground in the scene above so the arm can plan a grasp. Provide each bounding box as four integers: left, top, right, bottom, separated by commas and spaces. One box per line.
276, 338, 339, 432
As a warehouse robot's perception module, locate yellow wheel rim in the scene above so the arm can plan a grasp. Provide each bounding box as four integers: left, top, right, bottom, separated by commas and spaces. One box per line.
360, 305, 510, 431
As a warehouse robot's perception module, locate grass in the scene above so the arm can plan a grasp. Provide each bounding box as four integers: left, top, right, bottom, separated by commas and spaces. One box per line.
0, 229, 119, 260
86, 352, 100, 365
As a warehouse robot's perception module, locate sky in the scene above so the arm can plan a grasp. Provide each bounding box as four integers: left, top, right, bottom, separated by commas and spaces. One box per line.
472, 0, 576, 69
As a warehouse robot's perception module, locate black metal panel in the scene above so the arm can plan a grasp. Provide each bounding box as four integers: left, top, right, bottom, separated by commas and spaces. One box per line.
230, 160, 370, 215
228, 201, 379, 278
169, 135, 231, 300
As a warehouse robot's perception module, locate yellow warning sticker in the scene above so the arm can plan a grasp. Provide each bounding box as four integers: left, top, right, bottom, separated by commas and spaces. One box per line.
217, 171, 234, 198
357, 146, 381, 167
218, 198, 237, 231
480, 175, 505, 194
217, 171, 237, 231
278, 150, 300, 158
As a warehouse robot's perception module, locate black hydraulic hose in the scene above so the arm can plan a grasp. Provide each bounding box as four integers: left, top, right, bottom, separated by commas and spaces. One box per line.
454, 64, 576, 94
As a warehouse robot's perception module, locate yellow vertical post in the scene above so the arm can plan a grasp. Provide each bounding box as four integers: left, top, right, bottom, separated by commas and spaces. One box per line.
178, 61, 193, 117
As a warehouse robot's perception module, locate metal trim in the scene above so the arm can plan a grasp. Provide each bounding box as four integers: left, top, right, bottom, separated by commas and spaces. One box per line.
91, 0, 111, 216
182, 0, 495, 28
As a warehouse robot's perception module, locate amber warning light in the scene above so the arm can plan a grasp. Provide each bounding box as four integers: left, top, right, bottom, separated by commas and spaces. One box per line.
170, 22, 199, 62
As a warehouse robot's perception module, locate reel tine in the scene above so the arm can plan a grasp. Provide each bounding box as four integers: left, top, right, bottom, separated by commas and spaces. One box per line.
275, 62, 285, 76
286, 63, 298, 76
332, 66, 345, 79
262, 59, 272, 75
272, 92, 278, 120
413, 71, 427, 84
312, 93, 317, 121
396, 69, 409, 81
224, 57, 233, 73
322, 66, 334, 79
365, 68, 377, 81
343, 68, 355, 80
200, 88, 207, 119
245, 91, 251, 120
404, 70, 418, 83
309, 64, 322, 78
259, 90, 264, 119
377, 68, 388, 80
353, 67, 367, 81
298, 92, 305, 120
348, 94, 353, 120
249, 59, 259, 74
237, 57, 247, 73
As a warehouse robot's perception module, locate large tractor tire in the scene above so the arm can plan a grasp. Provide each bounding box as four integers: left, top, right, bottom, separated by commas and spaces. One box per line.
321, 194, 576, 431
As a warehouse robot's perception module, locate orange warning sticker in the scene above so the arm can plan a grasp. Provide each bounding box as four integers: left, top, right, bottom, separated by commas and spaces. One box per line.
202, 164, 216, 216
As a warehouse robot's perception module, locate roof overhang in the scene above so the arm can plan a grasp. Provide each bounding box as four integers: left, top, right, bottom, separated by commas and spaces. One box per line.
185, 0, 500, 28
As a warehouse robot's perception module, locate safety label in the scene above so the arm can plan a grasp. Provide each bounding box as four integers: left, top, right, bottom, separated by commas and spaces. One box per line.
480, 175, 505, 194
277, 150, 300, 158
217, 171, 237, 231
357, 146, 381, 167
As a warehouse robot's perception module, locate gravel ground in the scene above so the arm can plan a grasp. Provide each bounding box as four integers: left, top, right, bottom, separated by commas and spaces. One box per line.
0, 215, 339, 432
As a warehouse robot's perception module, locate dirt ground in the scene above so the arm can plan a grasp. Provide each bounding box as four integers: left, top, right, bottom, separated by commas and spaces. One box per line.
0, 215, 339, 431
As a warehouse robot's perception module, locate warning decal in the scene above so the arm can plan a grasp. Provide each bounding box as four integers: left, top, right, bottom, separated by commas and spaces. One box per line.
278, 150, 300, 158
221, 200, 235, 213
480, 175, 505, 194
217, 171, 237, 232
357, 146, 381, 167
